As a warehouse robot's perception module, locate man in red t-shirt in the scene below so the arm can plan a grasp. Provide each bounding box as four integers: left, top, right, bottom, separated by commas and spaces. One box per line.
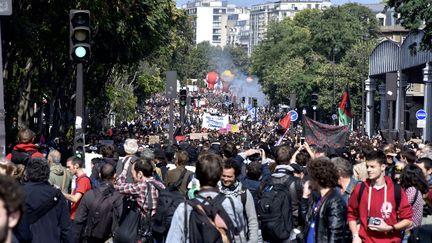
62, 156, 91, 220
348, 150, 413, 243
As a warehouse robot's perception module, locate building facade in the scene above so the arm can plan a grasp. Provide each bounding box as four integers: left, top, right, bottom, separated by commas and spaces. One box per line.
226, 6, 250, 52
248, 0, 332, 55
182, 0, 230, 47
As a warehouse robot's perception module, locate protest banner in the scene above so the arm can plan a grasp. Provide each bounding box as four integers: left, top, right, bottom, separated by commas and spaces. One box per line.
201, 112, 229, 130
189, 133, 208, 140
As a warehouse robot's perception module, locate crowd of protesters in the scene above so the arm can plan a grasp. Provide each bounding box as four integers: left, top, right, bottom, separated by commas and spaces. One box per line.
0, 91, 432, 243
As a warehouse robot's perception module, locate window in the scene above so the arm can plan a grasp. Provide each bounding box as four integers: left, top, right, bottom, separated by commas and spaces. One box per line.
213, 16, 221, 21
378, 18, 384, 26
315, 4, 320, 9
307, 4, 312, 9
213, 8, 226, 14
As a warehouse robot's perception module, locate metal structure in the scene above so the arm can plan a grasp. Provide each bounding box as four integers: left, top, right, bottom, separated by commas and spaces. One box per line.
367, 31, 432, 142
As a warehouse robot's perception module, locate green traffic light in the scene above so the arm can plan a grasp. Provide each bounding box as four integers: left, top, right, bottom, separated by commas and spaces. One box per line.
74, 46, 87, 58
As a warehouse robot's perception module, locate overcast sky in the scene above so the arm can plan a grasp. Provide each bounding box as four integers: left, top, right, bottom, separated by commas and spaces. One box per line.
176, 0, 381, 7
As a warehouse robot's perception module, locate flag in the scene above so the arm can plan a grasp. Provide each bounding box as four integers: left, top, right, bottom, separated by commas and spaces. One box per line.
304, 116, 349, 148
279, 112, 292, 130
338, 83, 353, 125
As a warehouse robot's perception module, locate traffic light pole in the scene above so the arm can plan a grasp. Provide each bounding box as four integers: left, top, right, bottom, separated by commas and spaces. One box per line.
74, 63, 85, 159
180, 106, 185, 135
169, 98, 174, 145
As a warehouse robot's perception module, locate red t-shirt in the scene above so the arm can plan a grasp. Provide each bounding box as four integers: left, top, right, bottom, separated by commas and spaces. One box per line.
348, 176, 412, 243
70, 174, 92, 220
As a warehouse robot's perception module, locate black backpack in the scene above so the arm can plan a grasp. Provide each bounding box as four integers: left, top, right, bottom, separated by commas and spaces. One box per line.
11, 149, 36, 166
113, 183, 153, 243
187, 193, 238, 243
81, 186, 122, 241
257, 178, 294, 242
150, 170, 187, 236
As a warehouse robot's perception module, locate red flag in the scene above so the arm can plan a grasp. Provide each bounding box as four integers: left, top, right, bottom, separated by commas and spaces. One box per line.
279, 112, 291, 130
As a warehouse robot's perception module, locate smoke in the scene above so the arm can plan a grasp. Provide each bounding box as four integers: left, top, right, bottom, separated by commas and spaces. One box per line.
209, 48, 269, 107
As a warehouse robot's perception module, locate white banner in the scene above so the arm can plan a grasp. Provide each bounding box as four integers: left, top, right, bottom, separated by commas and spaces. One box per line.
202, 113, 229, 130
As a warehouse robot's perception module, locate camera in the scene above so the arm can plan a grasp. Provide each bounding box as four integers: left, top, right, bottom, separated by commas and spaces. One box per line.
300, 137, 305, 145
368, 217, 381, 226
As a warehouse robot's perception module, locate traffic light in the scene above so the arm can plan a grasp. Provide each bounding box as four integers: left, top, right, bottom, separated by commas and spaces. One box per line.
70, 10, 91, 62
241, 97, 245, 103
311, 93, 319, 110
179, 89, 187, 107
252, 98, 258, 108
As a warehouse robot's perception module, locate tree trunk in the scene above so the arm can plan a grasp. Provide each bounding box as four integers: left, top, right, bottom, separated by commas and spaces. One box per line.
17, 58, 34, 128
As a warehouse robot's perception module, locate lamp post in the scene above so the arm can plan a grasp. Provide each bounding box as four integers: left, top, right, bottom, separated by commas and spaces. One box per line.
361, 33, 370, 136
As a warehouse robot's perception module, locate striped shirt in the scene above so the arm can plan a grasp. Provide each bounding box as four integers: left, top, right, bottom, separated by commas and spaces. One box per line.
115, 172, 165, 216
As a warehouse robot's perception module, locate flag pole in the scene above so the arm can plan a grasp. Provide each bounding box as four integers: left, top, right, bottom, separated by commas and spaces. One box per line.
275, 128, 290, 146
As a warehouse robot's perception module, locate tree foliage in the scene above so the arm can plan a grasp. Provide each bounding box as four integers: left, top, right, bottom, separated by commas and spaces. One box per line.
3, 0, 193, 140
386, 0, 432, 49
251, 3, 379, 122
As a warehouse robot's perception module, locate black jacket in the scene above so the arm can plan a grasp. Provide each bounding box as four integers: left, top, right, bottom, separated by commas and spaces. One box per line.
74, 183, 123, 242
14, 182, 73, 243
299, 188, 347, 243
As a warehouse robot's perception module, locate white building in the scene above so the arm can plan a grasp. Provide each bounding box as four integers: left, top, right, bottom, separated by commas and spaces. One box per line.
226, 6, 250, 52
249, 0, 332, 55
183, 0, 230, 47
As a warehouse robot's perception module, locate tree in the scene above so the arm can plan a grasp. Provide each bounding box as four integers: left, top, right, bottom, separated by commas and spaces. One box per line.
308, 3, 378, 60
386, 0, 432, 49
2, 0, 193, 141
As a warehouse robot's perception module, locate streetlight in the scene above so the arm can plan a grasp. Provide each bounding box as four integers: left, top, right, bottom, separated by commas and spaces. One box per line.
332, 47, 339, 125
361, 32, 370, 136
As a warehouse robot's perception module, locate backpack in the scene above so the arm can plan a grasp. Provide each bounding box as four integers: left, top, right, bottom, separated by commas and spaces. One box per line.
11, 149, 36, 166
83, 175, 99, 189
113, 183, 153, 243
150, 170, 187, 236
187, 193, 238, 243
82, 186, 122, 241
257, 177, 294, 242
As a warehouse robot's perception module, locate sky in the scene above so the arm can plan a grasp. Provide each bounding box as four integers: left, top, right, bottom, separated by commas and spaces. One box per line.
176, 0, 381, 7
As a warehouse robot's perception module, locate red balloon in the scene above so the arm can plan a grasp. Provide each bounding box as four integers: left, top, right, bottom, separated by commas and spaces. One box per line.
206, 72, 219, 90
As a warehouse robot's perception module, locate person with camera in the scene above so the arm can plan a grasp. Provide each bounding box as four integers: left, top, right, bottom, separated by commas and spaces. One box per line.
348, 150, 413, 243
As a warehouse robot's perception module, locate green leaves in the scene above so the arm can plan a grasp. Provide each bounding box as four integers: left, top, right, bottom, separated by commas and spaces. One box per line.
251, 4, 378, 122
387, 0, 432, 50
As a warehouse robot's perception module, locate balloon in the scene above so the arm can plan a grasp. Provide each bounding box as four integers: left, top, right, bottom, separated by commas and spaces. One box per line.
221, 70, 235, 83
206, 72, 219, 90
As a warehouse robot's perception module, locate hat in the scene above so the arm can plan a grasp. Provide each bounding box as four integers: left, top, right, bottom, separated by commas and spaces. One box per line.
123, 138, 138, 154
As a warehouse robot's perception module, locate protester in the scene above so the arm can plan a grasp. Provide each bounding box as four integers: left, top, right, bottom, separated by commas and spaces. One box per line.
47, 149, 72, 192
14, 157, 73, 243
348, 150, 413, 243
300, 157, 347, 242
218, 158, 259, 242
165, 150, 193, 194
63, 156, 92, 221
399, 164, 429, 227
0, 176, 24, 243
74, 163, 123, 243
6, 128, 44, 165
166, 153, 243, 242
0, 159, 17, 177
114, 158, 165, 216
331, 157, 359, 205
116, 138, 139, 183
